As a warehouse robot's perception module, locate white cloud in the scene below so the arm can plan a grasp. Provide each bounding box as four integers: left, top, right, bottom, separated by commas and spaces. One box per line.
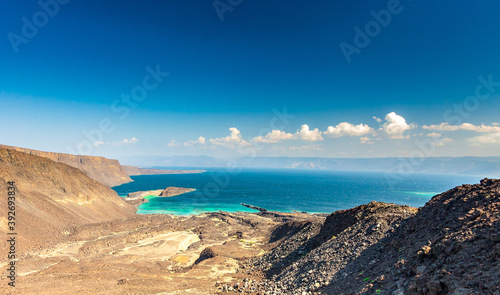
289, 145, 324, 151
93, 141, 104, 147
423, 123, 500, 146
381, 112, 414, 139
167, 139, 180, 147
294, 124, 324, 141
209, 127, 251, 147
253, 130, 294, 143
469, 133, 500, 144
252, 124, 323, 143
373, 116, 382, 123
360, 137, 374, 144
123, 137, 138, 144
184, 136, 206, 147
426, 132, 442, 138
423, 123, 500, 133
112, 137, 139, 146
436, 138, 454, 146
323, 122, 373, 138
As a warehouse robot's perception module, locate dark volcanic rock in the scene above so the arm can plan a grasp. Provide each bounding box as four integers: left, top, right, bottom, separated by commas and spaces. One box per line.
322, 178, 500, 295
241, 203, 268, 212
233, 180, 500, 294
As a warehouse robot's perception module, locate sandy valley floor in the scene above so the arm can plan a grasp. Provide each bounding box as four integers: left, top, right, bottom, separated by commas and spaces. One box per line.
0, 211, 318, 294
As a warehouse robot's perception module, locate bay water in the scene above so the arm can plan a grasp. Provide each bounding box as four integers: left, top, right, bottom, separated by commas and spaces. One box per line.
112, 168, 481, 215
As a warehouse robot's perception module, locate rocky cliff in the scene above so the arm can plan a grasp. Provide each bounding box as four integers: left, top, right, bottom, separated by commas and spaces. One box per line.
0, 147, 135, 257
0, 144, 132, 187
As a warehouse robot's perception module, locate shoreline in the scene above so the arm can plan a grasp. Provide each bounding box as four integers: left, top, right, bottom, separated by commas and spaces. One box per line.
4, 178, 498, 294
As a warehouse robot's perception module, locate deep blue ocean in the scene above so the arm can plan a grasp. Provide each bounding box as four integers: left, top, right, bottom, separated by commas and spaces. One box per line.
112, 168, 481, 215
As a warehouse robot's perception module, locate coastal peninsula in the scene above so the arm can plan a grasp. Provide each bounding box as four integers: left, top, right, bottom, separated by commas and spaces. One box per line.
124, 187, 196, 207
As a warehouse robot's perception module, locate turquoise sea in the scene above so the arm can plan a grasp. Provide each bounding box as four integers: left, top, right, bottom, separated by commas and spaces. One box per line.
112, 168, 481, 215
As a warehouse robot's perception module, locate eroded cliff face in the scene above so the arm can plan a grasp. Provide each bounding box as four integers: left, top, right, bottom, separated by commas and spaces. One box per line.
0, 145, 132, 187
0, 147, 135, 258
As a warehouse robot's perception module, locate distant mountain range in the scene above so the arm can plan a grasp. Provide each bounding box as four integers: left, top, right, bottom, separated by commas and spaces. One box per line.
119, 155, 500, 177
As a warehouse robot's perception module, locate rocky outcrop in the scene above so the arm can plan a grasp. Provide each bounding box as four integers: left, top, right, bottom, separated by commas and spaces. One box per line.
0, 144, 132, 187
234, 179, 500, 295
0, 147, 135, 258
123, 165, 205, 176
324, 178, 500, 295
237, 201, 416, 293
159, 187, 196, 197
241, 203, 268, 212
125, 187, 195, 199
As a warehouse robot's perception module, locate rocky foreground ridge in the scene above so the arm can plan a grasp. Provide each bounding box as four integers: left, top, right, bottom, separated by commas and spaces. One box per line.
231, 179, 500, 295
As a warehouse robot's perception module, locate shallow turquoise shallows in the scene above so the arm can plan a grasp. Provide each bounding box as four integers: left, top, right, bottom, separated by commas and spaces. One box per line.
112, 168, 481, 216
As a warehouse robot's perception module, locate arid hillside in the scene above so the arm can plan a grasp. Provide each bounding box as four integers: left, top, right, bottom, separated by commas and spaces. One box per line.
0, 147, 135, 258
0, 145, 132, 187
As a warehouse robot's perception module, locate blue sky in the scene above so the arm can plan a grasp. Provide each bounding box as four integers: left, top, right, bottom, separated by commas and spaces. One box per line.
1, 0, 500, 159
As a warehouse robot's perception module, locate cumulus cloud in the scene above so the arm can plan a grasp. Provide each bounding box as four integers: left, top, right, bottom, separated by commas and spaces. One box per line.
289, 144, 324, 151
184, 136, 206, 147
253, 130, 294, 143
294, 124, 324, 141
426, 133, 442, 138
123, 137, 138, 144
469, 133, 500, 144
381, 112, 414, 139
167, 139, 180, 147
360, 137, 374, 144
423, 123, 500, 146
323, 122, 373, 138
373, 116, 382, 123
112, 137, 139, 146
423, 123, 500, 133
436, 138, 454, 146
210, 127, 251, 147
252, 124, 323, 143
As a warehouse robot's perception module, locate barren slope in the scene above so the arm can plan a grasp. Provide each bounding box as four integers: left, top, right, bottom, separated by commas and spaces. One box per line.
232, 179, 499, 295
0, 147, 135, 258
0, 144, 132, 187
